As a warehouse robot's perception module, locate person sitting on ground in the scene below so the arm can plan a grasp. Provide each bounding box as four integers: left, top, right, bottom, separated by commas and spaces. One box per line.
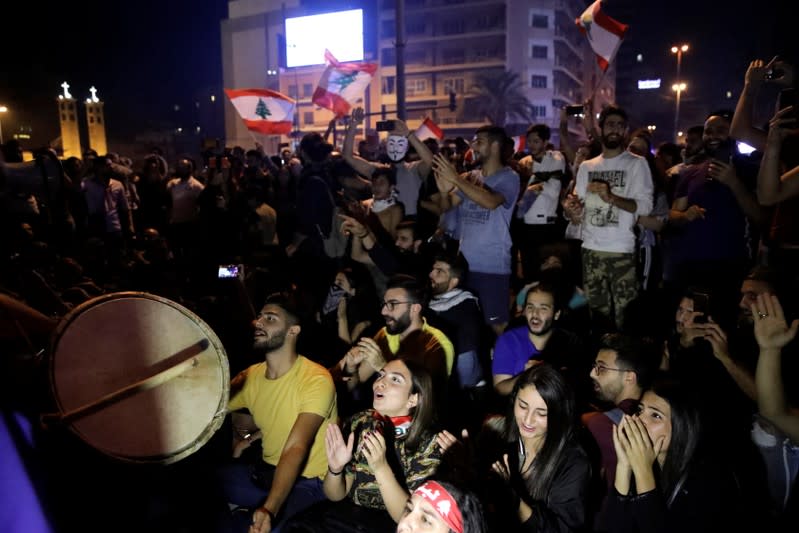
607, 374, 745, 532
482, 363, 591, 532
282, 359, 442, 532
397, 480, 488, 533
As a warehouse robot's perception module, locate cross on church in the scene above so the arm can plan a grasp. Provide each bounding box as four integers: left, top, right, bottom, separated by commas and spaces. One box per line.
89, 86, 99, 102
61, 81, 72, 99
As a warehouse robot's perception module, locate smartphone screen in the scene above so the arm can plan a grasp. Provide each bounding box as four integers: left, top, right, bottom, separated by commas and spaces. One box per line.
692, 292, 709, 323
218, 265, 240, 278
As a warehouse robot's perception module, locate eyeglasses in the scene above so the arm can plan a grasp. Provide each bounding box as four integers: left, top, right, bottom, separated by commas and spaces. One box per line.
381, 300, 413, 311
591, 361, 629, 375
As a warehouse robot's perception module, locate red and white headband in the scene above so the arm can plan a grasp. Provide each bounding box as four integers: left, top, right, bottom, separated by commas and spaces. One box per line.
414, 481, 464, 533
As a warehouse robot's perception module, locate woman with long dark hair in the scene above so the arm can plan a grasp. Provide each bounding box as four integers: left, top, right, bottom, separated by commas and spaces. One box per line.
283, 358, 443, 532
487, 363, 591, 532
608, 374, 743, 532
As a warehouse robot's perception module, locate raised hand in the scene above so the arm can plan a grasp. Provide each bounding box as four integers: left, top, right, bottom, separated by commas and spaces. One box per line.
432, 153, 460, 192
362, 429, 389, 472
351, 107, 365, 125
766, 105, 799, 145
622, 415, 663, 474
356, 337, 386, 372
491, 453, 511, 482
708, 159, 737, 184
325, 423, 354, 474
753, 293, 799, 351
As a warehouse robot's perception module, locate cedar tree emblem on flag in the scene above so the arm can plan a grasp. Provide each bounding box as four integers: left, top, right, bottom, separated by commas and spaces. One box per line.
312, 50, 377, 118
224, 88, 295, 135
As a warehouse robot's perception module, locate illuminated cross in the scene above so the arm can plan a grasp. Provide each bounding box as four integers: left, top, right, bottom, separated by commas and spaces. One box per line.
89, 86, 99, 102
61, 81, 72, 99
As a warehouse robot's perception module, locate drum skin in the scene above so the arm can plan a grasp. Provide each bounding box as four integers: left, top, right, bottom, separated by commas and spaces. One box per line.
49, 292, 229, 464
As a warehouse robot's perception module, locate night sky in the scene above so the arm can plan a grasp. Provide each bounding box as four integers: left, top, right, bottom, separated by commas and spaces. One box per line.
0, 0, 794, 148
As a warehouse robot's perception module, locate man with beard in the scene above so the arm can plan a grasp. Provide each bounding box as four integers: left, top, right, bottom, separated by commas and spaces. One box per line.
580, 333, 661, 531
342, 107, 434, 218
331, 274, 453, 414
431, 125, 521, 335
426, 252, 485, 390
666, 110, 763, 303
563, 105, 653, 331
220, 291, 337, 533
491, 283, 585, 398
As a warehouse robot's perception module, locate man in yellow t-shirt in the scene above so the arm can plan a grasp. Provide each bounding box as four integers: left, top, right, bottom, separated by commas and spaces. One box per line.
220, 292, 337, 533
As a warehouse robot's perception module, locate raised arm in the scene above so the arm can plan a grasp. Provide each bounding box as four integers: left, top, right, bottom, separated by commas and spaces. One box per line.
342, 107, 378, 179
754, 293, 799, 443
432, 153, 503, 209
730, 59, 772, 151
757, 106, 799, 206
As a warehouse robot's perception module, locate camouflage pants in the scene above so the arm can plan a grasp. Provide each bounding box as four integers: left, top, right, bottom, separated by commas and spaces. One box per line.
581, 249, 638, 330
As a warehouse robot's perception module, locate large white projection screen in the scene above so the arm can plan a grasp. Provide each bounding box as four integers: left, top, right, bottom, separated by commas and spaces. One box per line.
285, 9, 364, 68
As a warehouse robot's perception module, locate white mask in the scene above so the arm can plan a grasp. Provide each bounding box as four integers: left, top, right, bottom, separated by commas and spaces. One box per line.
386, 135, 409, 162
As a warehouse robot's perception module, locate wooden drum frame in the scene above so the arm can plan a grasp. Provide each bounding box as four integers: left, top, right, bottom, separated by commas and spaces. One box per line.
45, 292, 229, 464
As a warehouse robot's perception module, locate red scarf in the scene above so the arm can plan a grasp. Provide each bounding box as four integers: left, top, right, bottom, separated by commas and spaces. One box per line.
373, 411, 413, 438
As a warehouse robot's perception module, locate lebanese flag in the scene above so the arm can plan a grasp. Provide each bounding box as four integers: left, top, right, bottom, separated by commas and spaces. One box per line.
224, 88, 295, 135
575, 0, 628, 72
512, 135, 526, 154
312, 49, 378, 118
415, 117, 445, 141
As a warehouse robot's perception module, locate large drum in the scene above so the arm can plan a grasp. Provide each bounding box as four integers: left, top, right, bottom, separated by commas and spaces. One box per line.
47, 292, 229, 464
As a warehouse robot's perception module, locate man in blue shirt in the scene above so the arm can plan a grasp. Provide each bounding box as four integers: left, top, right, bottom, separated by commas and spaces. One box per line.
492, 282, 587, 398
432, 125, 520, 336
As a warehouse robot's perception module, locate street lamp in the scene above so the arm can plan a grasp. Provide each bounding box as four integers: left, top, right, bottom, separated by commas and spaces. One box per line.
0, 106, 7, 145
670, 44, 689, 142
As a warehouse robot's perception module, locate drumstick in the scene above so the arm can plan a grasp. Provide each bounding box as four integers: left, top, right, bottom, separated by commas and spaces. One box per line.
42, 338, 210, 427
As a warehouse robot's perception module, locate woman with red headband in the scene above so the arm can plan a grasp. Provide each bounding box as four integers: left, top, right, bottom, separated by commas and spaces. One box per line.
397, 480, 488, 533
282, 358, 442, 532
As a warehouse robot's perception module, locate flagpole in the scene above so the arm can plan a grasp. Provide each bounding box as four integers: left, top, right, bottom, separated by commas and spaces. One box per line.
586, 65, 610, 105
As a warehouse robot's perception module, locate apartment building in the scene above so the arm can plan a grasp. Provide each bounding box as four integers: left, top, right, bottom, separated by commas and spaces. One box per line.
221, 0, 613, 149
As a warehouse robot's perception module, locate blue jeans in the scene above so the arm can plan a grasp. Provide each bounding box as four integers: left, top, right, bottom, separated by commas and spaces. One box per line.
216, 461, 325, 533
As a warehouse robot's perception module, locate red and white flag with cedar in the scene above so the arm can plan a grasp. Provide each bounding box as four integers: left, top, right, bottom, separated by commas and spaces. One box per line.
415, 117, 445, 141
224, 88, 295, 135
312, 50, 378, 118
575, 0, 628, 72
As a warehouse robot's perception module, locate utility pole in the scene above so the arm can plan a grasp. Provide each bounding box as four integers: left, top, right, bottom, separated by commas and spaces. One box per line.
395, 0, 406, 120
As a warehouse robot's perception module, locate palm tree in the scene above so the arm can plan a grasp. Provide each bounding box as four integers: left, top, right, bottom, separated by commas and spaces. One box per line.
470, 70, 535, 127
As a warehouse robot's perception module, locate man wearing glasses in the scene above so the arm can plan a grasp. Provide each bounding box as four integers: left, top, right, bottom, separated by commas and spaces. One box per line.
332, 274, 453, 411
562, 105, 653, 332
581, 333, 661, 530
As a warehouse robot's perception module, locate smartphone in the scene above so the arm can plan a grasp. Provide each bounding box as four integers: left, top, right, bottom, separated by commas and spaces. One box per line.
218, 264, 242, 279
565, 104, 585, 117
765, 67, 784, 81
692, 292, 710, 324
375, 120, 396, 132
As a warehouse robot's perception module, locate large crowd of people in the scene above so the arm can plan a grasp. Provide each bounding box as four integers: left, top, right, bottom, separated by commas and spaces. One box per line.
1, 56, 799, 533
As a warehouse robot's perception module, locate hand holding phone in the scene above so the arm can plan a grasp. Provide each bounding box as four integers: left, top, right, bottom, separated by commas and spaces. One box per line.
692, 292, 710, 324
